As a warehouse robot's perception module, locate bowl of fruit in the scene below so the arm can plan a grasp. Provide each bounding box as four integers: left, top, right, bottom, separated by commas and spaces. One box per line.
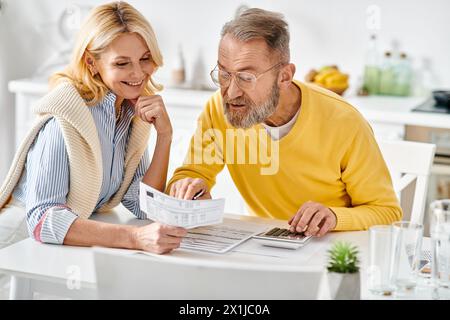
305, 65, 349, 96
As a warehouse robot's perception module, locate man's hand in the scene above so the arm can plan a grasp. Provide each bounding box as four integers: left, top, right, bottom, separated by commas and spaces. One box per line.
169, 178, 212, 200
288, 201, 337, 237
131, 222, 187, 254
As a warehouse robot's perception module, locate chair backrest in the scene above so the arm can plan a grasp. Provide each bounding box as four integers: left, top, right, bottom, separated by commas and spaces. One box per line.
378, 140, 436, 225
93, 248, 325, 300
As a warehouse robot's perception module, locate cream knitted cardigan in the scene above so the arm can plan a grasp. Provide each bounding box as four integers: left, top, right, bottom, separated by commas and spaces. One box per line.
0, 82, 151, 219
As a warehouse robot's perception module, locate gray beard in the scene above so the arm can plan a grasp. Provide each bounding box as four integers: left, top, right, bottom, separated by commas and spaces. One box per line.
224, 82, 280, 129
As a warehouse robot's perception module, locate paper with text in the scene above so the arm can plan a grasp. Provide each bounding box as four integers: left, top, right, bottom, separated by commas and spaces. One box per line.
181, 218, 267, 254
139, 182, 225, 229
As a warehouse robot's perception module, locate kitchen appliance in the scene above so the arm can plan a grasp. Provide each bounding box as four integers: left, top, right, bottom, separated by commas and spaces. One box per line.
405, 125, 450, 235
433, 90, 450, 107
412, 90, 450, 114
406, 126, 450, 165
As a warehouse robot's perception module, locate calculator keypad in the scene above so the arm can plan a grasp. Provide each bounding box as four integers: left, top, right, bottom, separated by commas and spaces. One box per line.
261, 227, 305, 240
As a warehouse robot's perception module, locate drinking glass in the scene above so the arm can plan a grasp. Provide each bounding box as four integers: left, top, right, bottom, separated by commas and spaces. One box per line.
430, 200, 450, 298
389, 221, 423, 295
367, 225, 395, 296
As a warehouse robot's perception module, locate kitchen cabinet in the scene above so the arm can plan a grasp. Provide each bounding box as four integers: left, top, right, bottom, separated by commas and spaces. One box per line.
346, 95, 450, 134
347, 94, 450, 233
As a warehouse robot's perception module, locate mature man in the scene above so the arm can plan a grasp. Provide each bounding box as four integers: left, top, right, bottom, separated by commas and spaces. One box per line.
166, 8, 401, 237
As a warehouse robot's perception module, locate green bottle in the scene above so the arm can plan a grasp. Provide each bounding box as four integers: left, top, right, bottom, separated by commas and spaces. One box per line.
379, 51, 396, 95
392, 53, 412, 96
363, 34, 380, 95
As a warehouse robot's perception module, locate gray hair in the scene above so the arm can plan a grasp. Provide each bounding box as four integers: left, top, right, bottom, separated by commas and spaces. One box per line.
221, 8, 290, 63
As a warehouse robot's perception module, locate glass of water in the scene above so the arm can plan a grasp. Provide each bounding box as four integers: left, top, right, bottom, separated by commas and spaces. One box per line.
430, 200, 450, 298
390, 221, 423, 295
368, 225, 395, 296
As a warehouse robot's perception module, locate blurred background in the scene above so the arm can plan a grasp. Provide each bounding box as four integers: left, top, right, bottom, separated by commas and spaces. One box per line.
0, 0, 449, 215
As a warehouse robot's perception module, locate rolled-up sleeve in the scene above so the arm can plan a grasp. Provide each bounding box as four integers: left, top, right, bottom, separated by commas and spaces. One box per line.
25, 118, 78, 244
121, 148, 150, 219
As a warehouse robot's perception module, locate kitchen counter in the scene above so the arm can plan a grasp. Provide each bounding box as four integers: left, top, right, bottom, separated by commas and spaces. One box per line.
346, 95, 450, 130
8, 78, 215, 110
8, 78, 450, 130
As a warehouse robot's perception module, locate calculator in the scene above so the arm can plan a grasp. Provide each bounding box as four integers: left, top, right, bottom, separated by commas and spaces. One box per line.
252, 227, 312, 250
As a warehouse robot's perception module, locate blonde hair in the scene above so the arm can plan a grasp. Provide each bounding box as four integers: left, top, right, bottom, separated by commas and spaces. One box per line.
50, 1, 163, 105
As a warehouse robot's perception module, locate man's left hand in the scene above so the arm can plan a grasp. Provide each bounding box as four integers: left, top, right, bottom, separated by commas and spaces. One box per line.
288, 201, 337, 237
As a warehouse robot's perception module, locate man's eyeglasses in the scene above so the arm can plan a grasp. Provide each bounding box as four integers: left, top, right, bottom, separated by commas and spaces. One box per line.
210, 62, 284, 90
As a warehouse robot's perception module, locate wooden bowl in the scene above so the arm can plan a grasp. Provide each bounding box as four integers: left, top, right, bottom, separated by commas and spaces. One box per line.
325, 86, 348, 96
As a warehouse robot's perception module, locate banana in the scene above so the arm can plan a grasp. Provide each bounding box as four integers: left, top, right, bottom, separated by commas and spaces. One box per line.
319, 65, 338, 73
324, 73, 349, 87
305, 65, 349, 95
313, 69, 339, 85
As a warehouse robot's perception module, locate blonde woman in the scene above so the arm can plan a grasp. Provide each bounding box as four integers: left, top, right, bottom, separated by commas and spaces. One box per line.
0, 2, 187, 253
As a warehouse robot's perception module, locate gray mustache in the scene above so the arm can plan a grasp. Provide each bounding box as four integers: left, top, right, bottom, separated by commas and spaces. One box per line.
225, 98, 252, 106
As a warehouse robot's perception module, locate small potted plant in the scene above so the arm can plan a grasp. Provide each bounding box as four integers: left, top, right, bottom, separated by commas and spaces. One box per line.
326, 241, 361, 300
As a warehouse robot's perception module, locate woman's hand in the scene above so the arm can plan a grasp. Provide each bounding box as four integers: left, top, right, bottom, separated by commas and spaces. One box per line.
134, 95, 173, 139
131, 222, 187, 254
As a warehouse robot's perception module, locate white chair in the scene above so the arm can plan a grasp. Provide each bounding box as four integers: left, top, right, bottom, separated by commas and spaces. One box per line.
93, 248, 325, 300
378, 140, 436, 225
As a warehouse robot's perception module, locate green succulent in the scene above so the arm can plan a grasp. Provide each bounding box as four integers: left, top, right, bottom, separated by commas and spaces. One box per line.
327, 241, 360, 274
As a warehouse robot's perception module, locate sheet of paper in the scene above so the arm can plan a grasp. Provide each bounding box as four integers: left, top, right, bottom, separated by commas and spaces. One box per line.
180, 218, 267, 254
139, 182, 225, 229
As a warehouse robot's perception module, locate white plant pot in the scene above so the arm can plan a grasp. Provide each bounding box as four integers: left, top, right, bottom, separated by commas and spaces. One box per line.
327, 272, 361, 300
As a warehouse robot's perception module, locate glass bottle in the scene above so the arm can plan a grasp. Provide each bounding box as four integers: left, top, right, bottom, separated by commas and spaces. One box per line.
172, 44, 186, 86
393, 52, 412, 96
413, 57, 439, 97
379, 51, 395, 95
363, 34, 380, 95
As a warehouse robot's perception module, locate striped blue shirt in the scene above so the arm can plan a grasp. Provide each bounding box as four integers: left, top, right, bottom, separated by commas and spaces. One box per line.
13, 91, 149, 244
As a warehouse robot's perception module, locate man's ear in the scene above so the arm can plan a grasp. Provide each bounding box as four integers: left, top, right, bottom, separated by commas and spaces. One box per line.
279, 63, 296, 89
84, 52, 98, 76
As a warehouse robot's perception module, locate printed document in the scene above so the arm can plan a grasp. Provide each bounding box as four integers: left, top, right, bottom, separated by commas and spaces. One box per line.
139, 182, 225, 229
181, 218, 267, 254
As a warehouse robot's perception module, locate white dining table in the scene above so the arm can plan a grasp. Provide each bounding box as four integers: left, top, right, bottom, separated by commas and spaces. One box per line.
0, 205, 435, 300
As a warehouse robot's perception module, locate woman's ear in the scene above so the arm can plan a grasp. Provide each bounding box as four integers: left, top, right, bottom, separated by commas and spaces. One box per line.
279, 63, 296, 89
84, 52, 98, 76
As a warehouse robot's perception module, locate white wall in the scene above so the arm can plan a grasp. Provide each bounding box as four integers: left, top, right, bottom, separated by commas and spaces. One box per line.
0, 0, 69, 180
1, 0, 450, 178
139, 0, 450, 89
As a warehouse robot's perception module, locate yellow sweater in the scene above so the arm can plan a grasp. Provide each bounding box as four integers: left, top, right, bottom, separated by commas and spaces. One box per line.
167, 80, 402, 231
